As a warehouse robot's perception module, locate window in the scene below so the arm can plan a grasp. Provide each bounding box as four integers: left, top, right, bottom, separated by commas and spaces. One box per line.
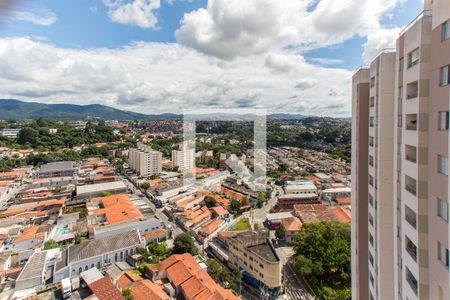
399, 57, 404, 72
437, 241, 449, 267
398, 115, 402, 127
370, 76, 375, 87
440, 65, 450, 86
438, 155, 448, 175
397, 143, 402, 155
369, 117, 375, 127
408, 48, 419, 68
369, 136, 374, 147
439, 111, 449, 130
398, 86, 403, 101
442, 20, 450, 41
438, 198, 449, 222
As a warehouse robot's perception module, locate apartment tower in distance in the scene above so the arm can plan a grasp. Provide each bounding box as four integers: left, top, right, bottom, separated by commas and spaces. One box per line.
129, 143, 162, 176
351, 0, 450, 299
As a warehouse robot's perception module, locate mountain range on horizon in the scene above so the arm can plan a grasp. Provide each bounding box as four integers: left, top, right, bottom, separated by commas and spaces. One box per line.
0, 99, 319, 121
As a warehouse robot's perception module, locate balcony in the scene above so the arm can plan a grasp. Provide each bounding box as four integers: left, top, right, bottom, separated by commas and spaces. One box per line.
406, 81, 418, 100
406, 237, 417, 262
405, 114, 417, 131
406, 269, 418, 295
405, 145, 417, 163
405, 206, 417, 229
405, 175, 417, 196
405, 184, 417, 196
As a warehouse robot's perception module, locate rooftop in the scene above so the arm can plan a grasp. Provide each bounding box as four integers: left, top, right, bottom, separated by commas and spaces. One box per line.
39, 161, 76, 173
248, 243, 279, 263
77, 180, 127, 195
69, 231, 141, 263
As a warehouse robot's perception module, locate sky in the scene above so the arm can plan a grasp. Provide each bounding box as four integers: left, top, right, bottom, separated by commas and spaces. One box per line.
0, 0, 424, 117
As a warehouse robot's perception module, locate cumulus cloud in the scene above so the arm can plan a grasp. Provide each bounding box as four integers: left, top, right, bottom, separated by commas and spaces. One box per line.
363, 27, 400, 62
1, 7, 57, 26
102, 0, 160, 29
0, 37, 352, 117
175, 0, 405, 60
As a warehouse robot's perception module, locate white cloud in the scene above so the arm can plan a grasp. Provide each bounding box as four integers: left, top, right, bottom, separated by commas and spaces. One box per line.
102, 0, 161, 29
308, 57, 344, 66
363, 27, 400, 62
0, 37, 352, 117
175, 0, 405, 60
1, 7, 57, 26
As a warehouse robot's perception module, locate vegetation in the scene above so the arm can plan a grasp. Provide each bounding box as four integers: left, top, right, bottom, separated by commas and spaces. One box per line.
140, 182, 150, 190
43, 239, 59, 250
231, 218, 252, 231
173, 233, 197, 255
122, 288, 133, 300
148, 136, 183, 157
275, 225, 286, 240
291, 221, 351, 300
328, 144, 351, 163
204, 196, 217, 208
206, 259, 240, 292
147, 242, 171, 263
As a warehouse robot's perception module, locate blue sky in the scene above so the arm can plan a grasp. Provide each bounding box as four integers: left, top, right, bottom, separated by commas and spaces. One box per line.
0, 0, 425, 116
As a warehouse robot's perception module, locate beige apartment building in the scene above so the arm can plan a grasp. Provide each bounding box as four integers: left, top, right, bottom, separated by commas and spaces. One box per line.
129, 143, 162, 176
352, 1, 450, 299
222, 229, 282, 297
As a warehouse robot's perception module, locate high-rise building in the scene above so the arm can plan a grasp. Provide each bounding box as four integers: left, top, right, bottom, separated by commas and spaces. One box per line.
352, 1, 450, 299
129, 143, 162, 177
171, 143, 195, 172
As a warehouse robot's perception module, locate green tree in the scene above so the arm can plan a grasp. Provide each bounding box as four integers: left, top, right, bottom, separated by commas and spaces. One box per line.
204, 196, 217, 208
140, 182, 150, 190
43, 239, 59, 250
275, 225, 286, 240
291, 221, 351, 299
257, 192, 267, 208
173, 233, 197, 255
230, 200, 242, 213
122, 288, 133, 300
17, 127, 37, 146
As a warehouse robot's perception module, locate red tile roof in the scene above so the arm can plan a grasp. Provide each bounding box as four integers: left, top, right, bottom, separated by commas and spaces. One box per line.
281, 217, 302, 232
89, 277, 125, 300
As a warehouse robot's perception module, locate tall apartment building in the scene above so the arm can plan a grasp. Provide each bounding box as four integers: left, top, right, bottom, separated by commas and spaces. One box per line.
129, 143, 162, 177
171, 145, 195, 172
352, 1, 450, 299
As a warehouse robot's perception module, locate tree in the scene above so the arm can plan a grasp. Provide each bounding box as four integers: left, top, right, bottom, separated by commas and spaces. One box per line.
257, 192, 267, 208
122, 288, 133, 300
101, 192, 112, 197
230, 200, 242, 213
148, 242, 171, 260
140, 182, 150, 190
173, 233, 197, 255
204, 196, 217, 208
43, 239, 59, 250
17, 127, 37, 146
275, 225, 286, 240
291, 221, 351, 299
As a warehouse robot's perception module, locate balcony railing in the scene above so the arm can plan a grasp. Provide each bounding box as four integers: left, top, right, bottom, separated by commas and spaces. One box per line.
406, 155, 417, 163
406, 272, 418, 295
405, 184, 417, 196
406, 123, 417, 130
407, 93, 418, 99
406, 243, 417, 262
405, 213, 417, 229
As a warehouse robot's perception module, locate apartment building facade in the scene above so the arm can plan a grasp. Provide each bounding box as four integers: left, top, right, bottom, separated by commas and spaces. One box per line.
171, 148, 195, 171
352, 1, 450, 299
129, 143, 162, 176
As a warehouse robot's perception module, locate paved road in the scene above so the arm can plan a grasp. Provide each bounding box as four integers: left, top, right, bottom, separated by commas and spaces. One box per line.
244, 184, 283, 225
283, 263, 316, 300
